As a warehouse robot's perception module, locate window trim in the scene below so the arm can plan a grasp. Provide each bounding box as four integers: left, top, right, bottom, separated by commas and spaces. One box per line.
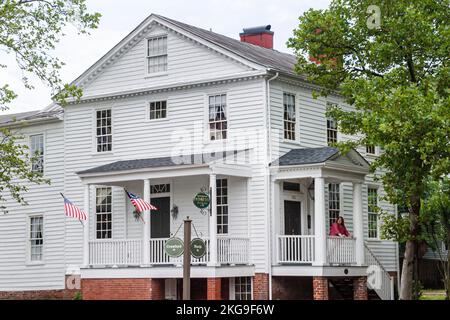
147, 99, 169, 122
328, 182, 342, 229
95, 186, 113, 239
26, 214, 45, 265
229, 277, 253, 300
144, 34, 168, 77
367, 185, 380, 239
29, 132, 45, 175
366, 145, 379, 156
92, 107, 114, 155
216, 178, 228, 235
206, 93, 228, 142
282, 91, 299, 143
326, 102, 340, 145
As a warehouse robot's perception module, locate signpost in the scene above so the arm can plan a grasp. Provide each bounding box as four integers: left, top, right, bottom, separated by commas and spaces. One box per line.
183, 217, 192, 300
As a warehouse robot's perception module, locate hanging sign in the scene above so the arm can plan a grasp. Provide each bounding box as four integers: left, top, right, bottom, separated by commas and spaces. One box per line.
190, 238, 206, 259
193, 192, 210, 209
165, 237, 184, 257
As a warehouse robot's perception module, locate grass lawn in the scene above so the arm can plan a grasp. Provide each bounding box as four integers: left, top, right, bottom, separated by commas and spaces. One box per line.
420, 290, 447, 300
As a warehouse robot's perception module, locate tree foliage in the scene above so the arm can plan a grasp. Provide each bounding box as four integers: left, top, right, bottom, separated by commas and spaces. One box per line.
288, 0, 449, 299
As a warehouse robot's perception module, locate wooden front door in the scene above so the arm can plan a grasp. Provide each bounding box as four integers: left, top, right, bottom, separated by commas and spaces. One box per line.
151, 197, 170, 238
284, 200, 301, 235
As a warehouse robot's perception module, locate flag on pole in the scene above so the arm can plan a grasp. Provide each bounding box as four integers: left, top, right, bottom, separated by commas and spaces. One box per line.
126, 190, 157, 213
61, 193, 87, 220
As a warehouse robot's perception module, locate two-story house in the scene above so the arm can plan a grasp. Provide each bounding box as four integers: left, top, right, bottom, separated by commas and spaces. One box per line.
0, 14, 399, 300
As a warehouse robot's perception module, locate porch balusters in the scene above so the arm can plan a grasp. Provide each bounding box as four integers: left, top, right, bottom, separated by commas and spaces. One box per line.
142, 179, 151, 265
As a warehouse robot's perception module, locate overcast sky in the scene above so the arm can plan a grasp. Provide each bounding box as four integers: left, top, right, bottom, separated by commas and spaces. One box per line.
2, 0, 330, 114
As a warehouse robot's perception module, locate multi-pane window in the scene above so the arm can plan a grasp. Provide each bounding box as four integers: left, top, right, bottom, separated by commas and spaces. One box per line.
96, 187, 112, 239
147, 36, 167, 74
96, 109, 112, 152
217, 178, 228, 234
149, 101, 167, 120
209, 94, 227, 140
368, 187, 378, 238
29, 216, 43, 262
366, 145, 376, 155
283, 93, 296, 140
151, 184, 170, 194
30, 134, 44, 173
234, 277, 252, 300
328, 183, 340, 228
327, 117, 338, 145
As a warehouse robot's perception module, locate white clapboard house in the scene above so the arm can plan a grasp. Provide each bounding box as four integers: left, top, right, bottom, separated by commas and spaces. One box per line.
0, 14, 399, 300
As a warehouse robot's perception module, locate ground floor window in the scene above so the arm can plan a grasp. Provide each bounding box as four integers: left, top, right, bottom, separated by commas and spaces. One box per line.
234, 277, 252, 300
29, 216, 43, 262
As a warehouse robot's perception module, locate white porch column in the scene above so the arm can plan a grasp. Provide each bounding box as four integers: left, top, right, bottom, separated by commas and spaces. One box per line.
208, 174, 218, 266
143, 179, 151, 265
83, 184, 90, 267
353, 182, 365, 265
313, 177, 327, 266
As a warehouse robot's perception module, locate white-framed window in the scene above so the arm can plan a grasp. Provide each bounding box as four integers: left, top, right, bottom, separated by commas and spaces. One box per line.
29, 216, 43, 262
328, 183, 340, 228
96, 109, 112, 152
96, 187, 112, 239
149, 101, 167, 120
30, 134, 44, 173
283, 92, 296, 140
208, 94, 227, 141
147, 35, 167, 74
366, 145, 376, 155
217, 178, 228, 234
368, 187, 378, 238
327, 117, 338, 145
234, 277, 252, 300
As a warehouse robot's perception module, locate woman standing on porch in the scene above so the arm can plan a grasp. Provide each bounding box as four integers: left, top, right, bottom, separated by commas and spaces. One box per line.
329, 216, 350, 237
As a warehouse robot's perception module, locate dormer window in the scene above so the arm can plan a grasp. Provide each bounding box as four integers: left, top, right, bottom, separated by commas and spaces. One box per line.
147, 35, 167, 74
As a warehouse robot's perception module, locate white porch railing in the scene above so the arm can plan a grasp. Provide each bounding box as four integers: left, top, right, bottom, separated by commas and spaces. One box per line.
149, 238, 210, 265
326, 236, 356, 265
88, 239, 142, 266
277, 235, 315, 263
365, 243, 395, 300
217, 236, 250, 264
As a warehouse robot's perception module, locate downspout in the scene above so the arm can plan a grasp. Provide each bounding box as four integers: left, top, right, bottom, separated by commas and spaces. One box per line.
266, 70, 279, 300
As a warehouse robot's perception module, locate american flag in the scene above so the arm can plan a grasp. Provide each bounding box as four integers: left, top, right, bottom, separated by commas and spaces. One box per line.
126, 191, 157, 213
61, 193, 87, 220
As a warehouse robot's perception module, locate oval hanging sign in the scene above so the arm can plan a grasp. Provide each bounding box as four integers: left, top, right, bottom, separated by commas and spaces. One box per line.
193, 192, 210, 209
165, 237, 184, 258
190, 238, 206, 259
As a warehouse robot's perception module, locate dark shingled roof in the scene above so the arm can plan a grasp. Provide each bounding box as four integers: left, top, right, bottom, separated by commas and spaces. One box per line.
154, 14, 301, 77
0, 107, 63, 126
271, 147, 340, 166
77, 150, 241, 175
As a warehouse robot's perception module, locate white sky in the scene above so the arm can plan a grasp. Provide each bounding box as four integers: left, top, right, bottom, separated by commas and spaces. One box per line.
1, 0, 330, 115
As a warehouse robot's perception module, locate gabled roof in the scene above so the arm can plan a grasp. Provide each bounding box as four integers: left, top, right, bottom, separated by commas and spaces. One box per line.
0, 104, 63, 126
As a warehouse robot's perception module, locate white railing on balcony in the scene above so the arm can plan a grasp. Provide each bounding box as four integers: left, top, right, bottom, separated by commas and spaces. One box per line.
89, 239, 142, 266
149, 238, 210, 265
327, 236, 356, 265
217, 237, 250, 264
365, 243, 395, 300
277, 235, 315, 263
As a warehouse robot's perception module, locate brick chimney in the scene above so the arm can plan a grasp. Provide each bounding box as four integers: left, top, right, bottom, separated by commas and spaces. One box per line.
240, 25, 273, 49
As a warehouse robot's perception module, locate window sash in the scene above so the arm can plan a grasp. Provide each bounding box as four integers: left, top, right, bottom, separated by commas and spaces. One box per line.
368, 188, 378, 238
96, 109, 112, 152
96, 187, 112, 239
209, 94, 227, 141
327, 118, 338, 145
328, 183, 340, 228
366, 145, 376, 154
30, 134, 44, 173
149, 101, 167, 120
283, 93, 296, 140
234, 277, 252, 300
30, 216, 43, 261
217, 178, 228, 234
147, 36, 167, 73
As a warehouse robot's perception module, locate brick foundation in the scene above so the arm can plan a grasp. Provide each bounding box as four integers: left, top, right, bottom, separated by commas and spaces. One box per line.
313, 276, 329, 300
253, 273, 269, 300
207, 278, 222, 300
353, 276, 368, 300
81, 278, 165, 300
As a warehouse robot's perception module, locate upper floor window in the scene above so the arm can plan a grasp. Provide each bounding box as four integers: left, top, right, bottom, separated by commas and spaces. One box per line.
328, 183, 340, 228
147, 35, 167, 74
30, 134, 44, 173
327, 117, 338, 145
96, 109, 112, 152
368, 187, 378, 238
283, 93, 296, 140
29, 216, 43, 262
209, 94, 227, 140
149, 101, 167, 120
96, 187, 112, 239
217, 178, 228, 234
366, 145, 376, 155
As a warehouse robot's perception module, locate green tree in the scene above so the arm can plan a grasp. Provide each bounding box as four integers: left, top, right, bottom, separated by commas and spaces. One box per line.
288, 0, 450, 299
0, 0, 100, 207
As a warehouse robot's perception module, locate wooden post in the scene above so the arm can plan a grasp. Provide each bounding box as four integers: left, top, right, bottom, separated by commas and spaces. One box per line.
183, 217, 192, 300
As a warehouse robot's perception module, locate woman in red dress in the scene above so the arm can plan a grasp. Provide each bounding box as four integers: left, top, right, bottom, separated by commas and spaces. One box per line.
329, 216, 350, 237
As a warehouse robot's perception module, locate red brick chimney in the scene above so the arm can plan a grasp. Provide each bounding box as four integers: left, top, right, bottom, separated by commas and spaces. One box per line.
240, 25, 273, 49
